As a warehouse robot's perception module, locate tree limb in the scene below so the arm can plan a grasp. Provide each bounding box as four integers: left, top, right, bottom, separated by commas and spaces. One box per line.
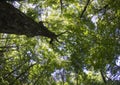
0, 2, 57, 40
10, 63, 36, 85
60, 0, 63, 14
100, 70, 107, 84
80, 0, 91, 18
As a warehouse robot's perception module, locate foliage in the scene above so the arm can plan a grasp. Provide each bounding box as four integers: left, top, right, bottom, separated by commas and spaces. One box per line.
0, 0, 120, 85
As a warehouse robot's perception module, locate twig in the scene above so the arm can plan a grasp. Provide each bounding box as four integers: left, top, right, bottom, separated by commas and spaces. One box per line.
80, 0, 91, 18
49, 31, 68, 44
10, 63, 36, 85
60, 0, 63, 14
57, 31, 68, 37
100, 70, 107, 84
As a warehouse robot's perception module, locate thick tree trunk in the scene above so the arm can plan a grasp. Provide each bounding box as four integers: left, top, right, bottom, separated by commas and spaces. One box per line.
0, 2, 57, 39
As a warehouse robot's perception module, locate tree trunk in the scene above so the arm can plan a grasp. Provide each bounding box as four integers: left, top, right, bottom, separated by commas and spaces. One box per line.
0, 2, 57, 39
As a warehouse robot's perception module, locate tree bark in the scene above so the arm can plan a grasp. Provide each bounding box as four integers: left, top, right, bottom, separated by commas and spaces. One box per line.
0, 2, 57, 39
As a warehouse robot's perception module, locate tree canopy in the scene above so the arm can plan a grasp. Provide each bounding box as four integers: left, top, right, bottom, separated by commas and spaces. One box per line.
0, 0, 120, 85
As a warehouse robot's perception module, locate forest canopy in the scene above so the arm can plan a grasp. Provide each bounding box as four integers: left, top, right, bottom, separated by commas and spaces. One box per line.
0, 0, 120, 85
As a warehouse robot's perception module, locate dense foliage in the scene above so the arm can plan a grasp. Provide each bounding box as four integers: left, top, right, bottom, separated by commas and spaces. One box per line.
0, 0, 120, 85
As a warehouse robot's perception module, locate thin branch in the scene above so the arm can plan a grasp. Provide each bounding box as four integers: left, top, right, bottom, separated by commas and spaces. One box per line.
100, 70, 107, 84
4, 60, 28, 79
60, 0, 63, 14
49, 31, 68, 44
98, 4, 109, 12
10, 63, 36, 85
80, 0, 91, 18
57, 31, 68, 37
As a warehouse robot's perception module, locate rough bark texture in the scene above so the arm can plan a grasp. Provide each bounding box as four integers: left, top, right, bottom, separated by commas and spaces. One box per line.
0, 2, 57, 39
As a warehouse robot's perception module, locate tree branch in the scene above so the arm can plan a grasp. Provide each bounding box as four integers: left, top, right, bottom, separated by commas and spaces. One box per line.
4, 60, 28, 79
0, 2, 57, 40
10, 63, 36, 85
80, 0, 91, 18
60, 0, 63, 14
100, 70, 107, 84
